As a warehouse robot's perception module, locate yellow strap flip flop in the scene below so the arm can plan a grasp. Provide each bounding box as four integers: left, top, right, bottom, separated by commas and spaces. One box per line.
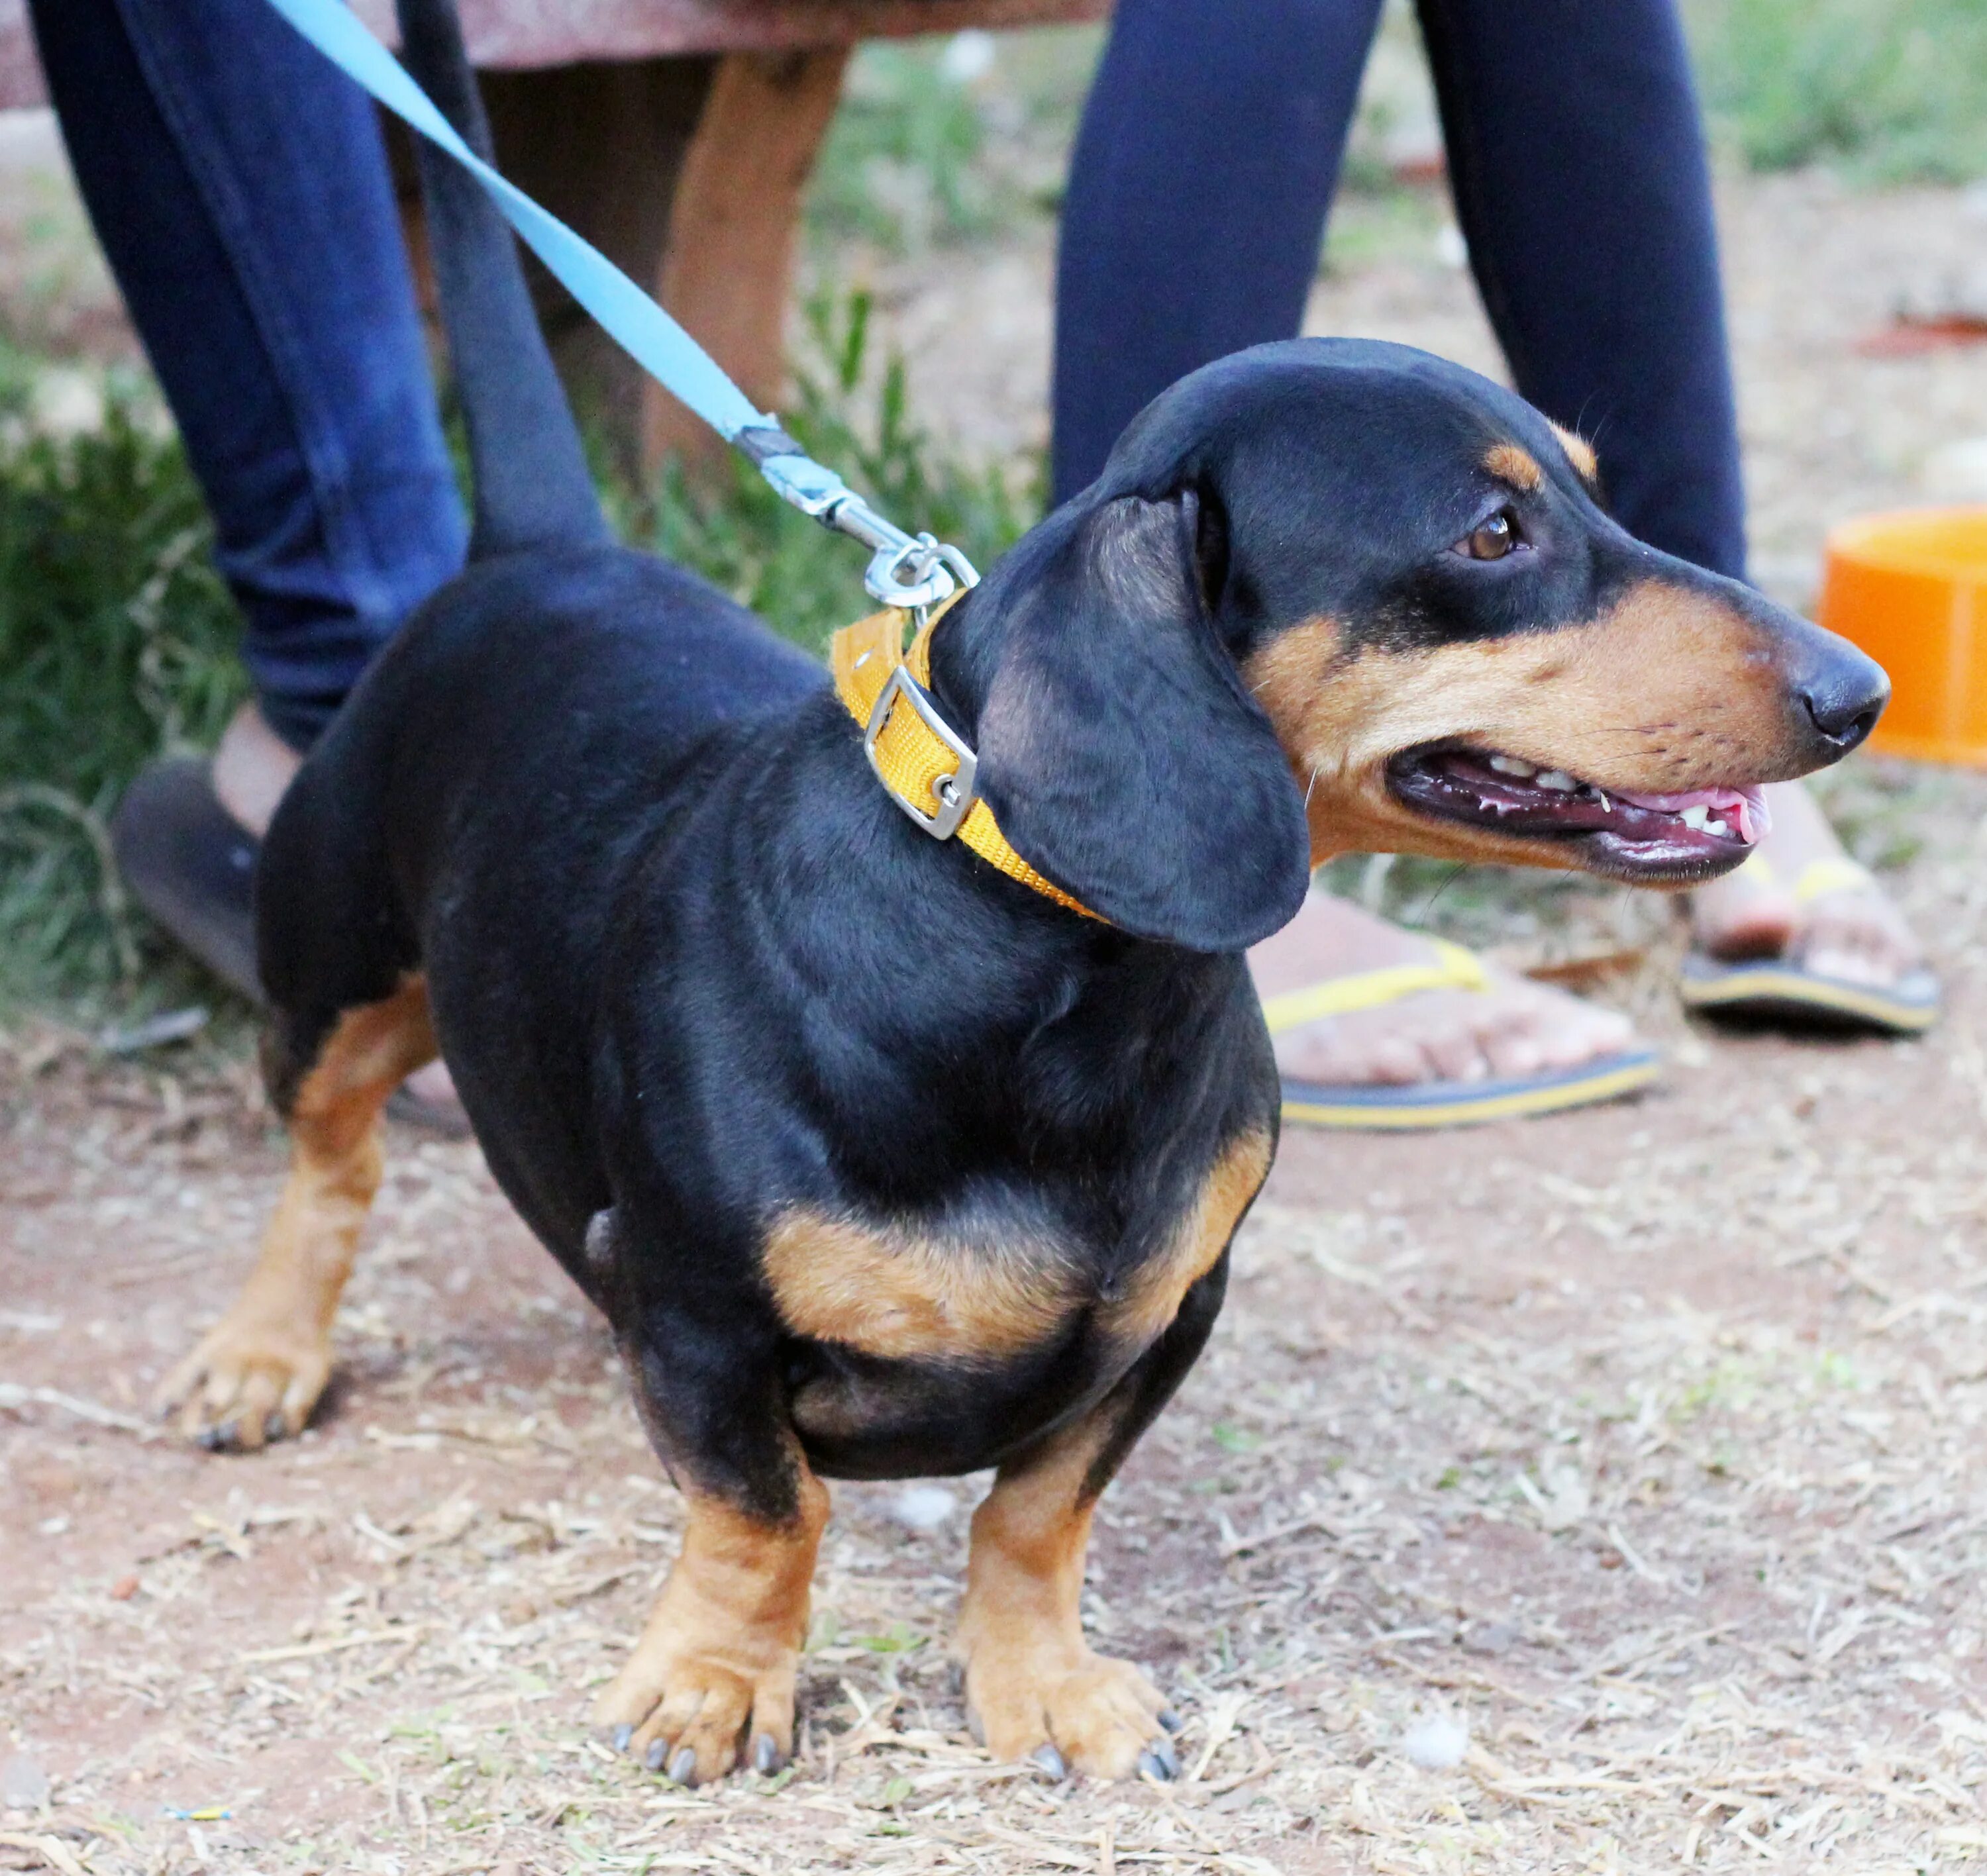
1265, 936, 1660, 1131
1679, 854, 1939, 1036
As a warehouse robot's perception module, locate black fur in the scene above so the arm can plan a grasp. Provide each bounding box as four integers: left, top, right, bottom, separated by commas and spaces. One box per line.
943, 489, 1309, 948
256, 5, 1886, 1540
392, 0, 605, 555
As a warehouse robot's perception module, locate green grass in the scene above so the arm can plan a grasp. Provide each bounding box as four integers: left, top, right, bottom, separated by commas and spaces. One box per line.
0, 399, 246, 1012
1685, 0, 1987, 183
805, 28, 1099, 255
0, 297, 1033, 1024
629, 291, 1034, 656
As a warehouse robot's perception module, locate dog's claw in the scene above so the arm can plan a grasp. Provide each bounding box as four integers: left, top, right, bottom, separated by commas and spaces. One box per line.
644, 1739, 668, 1772
1138, 1738, 1180, 1782
1158, 1707, 1184, 1734
611, 1724, 634, 1753
752, 1733, 783, 1776
195, 1424, 225, 1452
1031, 1742, 1067, 1779
668, 1746, 697, 1786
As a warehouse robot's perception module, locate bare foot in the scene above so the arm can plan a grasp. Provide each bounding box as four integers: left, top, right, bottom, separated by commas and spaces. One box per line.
1250, 893, 1639, 1087
1688, 780, 1923, 989
211, 700, 300, 839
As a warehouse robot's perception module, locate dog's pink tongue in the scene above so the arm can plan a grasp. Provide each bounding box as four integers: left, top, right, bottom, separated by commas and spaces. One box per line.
1612, 785, 1771, 844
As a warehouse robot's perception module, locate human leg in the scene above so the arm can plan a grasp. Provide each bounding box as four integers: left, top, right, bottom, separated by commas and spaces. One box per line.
1051, 0, 1656, 1113
30, 0, 467, 752
32, 0, 470, 1069
1050, 0, 1380, 505
1415, 0, 1924, 1011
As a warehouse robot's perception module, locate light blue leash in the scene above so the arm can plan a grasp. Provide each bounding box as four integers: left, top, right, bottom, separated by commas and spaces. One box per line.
259, 0, 975, 610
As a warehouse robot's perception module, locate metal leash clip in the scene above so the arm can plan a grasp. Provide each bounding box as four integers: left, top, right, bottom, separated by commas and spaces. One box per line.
743, 428, 980, 611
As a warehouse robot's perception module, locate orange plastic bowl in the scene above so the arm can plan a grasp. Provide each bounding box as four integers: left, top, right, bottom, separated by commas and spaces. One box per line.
1819, 507, 1987, 766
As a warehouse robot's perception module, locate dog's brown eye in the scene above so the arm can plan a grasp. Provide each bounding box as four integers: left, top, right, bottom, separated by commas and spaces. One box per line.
1456, 511, 1521, 561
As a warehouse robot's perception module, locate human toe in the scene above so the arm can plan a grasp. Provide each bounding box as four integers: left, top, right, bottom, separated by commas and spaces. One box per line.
1800, 900, 1923, 988
1419, 1020, 1494, 1084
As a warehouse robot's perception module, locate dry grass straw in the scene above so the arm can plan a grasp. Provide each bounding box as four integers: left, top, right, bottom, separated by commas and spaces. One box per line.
5, 766, 1987, 1875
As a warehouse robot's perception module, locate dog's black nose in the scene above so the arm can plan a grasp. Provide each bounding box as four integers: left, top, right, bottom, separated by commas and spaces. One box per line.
1798, 644, 1888, 756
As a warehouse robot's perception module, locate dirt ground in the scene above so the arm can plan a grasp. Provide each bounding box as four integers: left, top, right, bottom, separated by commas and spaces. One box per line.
11, 850, 1987, 1876
9, 95, 1987, 1876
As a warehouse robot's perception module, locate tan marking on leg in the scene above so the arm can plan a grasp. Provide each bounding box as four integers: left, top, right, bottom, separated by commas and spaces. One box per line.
1482, 442, 1543, 493
593, 1471, 829, 1784
1245, 582, 1807, 868
956, 1414, 1171, 1779
1105, 1131, 1270, 1346
158, 976, 437, 1450
762, 1210, 1078, 1361
1550, 421, 1600, 485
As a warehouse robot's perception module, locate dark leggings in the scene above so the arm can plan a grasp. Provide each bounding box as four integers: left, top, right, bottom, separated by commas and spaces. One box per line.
1052, 0, 1747, 582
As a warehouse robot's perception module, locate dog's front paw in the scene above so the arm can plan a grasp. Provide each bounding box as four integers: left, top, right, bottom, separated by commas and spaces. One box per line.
156, 1312, 332, 1452
597, 1477, 826, 1785
966, 1641, 1180, 1781
594, 1603, 800, 1786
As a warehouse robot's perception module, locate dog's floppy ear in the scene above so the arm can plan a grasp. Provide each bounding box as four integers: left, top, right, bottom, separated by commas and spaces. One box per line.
966, 491, 1310, 951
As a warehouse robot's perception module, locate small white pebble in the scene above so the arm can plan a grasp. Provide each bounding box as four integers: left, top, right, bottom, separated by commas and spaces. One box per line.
1401, 1712, 1470, 1771
886, 1484, 958, 1532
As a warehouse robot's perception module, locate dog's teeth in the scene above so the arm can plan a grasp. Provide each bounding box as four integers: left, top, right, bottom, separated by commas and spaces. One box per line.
1705, 816, 1729, 836
1535, 770, 1577, 792
1680, 804, 1711, 830
1488, 754, 1537, 778
1595, 791, 1609, 812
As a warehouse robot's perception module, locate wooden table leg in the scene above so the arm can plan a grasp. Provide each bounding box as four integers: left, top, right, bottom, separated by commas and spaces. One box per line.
645, 46, 852, 477
391, 45, 848, 479
480, 57, 717, 464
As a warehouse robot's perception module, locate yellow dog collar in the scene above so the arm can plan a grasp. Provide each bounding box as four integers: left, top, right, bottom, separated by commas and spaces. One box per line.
829, 604, 1102, 921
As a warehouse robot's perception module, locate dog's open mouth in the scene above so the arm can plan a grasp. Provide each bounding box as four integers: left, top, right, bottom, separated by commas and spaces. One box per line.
1387, 745, 1771, 881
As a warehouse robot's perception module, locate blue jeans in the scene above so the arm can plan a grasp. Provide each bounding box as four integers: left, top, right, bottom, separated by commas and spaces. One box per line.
1052, 0, 1748, 583
29, 0, 468, 750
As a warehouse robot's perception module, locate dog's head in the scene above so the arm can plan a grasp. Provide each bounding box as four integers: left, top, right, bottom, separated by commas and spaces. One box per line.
932, 338, 1886, 952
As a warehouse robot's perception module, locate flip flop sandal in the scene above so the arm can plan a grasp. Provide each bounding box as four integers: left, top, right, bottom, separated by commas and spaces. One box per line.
1266, 936, 1661, 1130
111, 757, 264, 1003
112, 757, 474, 1135
1679, 855, 1939, 1036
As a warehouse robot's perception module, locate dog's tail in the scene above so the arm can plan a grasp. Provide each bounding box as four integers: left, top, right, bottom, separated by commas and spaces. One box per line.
393, 0, 609, 558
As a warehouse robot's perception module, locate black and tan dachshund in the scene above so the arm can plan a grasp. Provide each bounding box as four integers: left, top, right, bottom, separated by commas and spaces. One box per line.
156, 0, 1886, 1789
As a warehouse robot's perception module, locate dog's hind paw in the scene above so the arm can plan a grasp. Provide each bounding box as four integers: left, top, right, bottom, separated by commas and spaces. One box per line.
155, 1314, 332, 1452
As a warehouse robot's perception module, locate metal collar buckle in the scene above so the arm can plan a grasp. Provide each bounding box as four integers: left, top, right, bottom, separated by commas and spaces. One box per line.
864, 664, 978, 840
